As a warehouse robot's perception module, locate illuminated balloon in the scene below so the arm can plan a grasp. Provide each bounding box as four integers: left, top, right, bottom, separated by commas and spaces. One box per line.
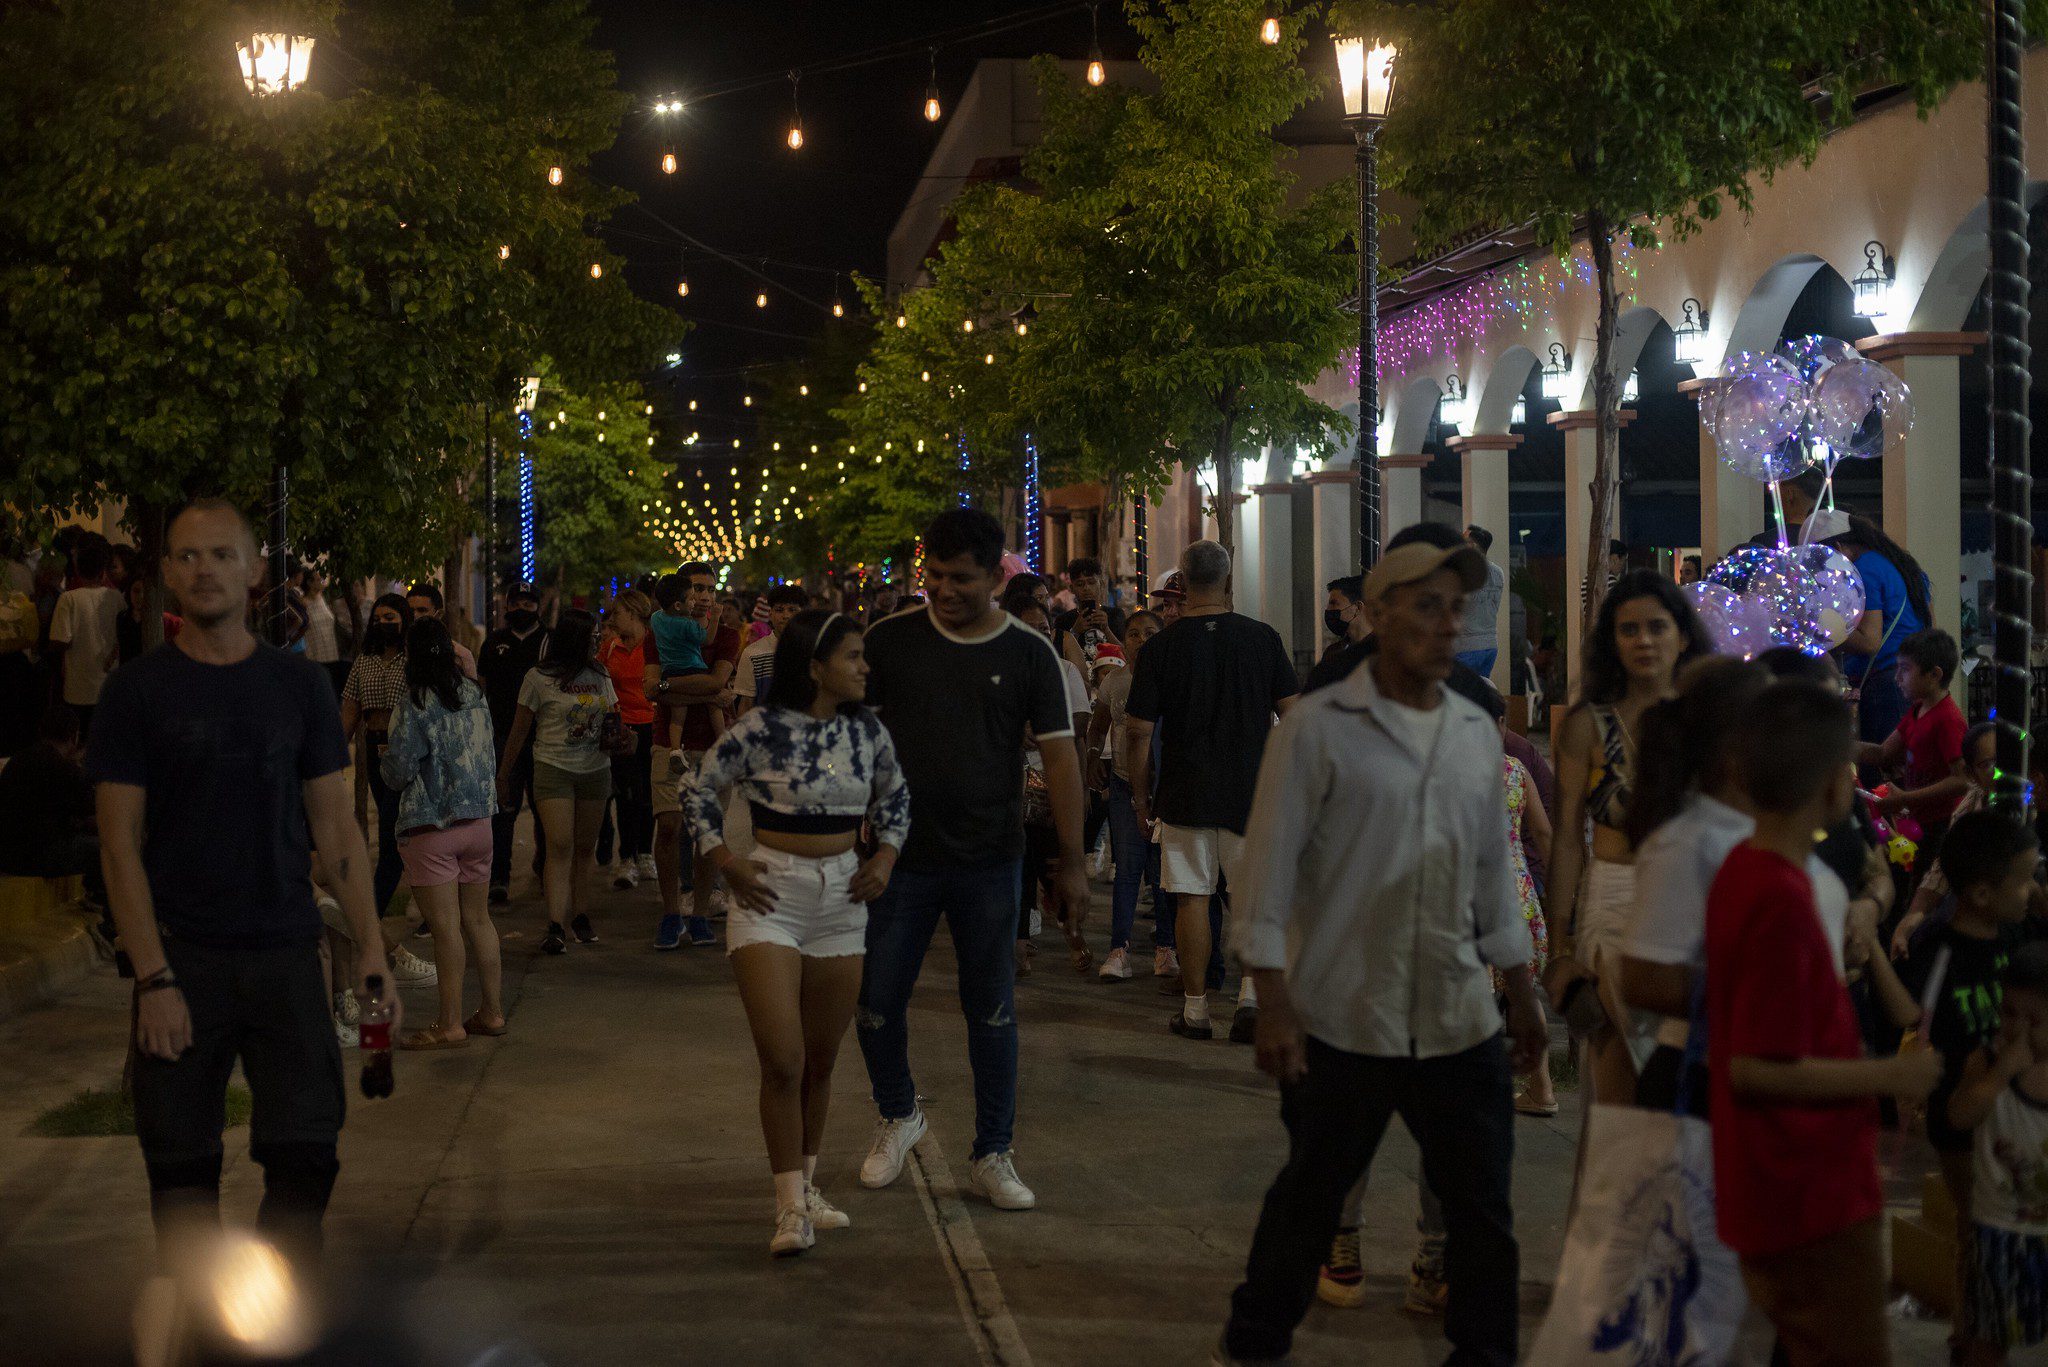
1812, 357, 1913, 461
1776, 333, 1859, 383
1702, 352, 1813, 483
1787, 542, 1866, 647
1747, 551, 1832, 655
1684, 581, 1774, 658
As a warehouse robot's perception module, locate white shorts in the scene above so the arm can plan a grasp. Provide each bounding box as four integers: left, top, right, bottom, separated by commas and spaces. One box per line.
1575, 858, 1637, 973
725, 845, 868, 959
1159, 823, 1244, 896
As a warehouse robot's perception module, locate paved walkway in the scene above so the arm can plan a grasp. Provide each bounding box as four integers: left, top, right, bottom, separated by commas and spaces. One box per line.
0, 836, 1948, 1365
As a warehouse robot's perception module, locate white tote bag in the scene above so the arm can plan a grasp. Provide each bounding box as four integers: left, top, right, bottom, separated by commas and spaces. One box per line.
1526, 1101, 1749, 1367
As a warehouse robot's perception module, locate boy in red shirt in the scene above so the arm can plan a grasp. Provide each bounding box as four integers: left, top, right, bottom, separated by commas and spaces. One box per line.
1862, 627, 1969, 839
1707, 680, 1941, 1366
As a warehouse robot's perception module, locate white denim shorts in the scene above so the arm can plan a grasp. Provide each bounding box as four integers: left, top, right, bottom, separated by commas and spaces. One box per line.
726, 845, 868, 959
1159, 823, 1244, 896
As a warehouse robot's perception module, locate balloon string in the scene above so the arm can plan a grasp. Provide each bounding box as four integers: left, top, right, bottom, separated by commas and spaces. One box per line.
1769, 480, 1788, 551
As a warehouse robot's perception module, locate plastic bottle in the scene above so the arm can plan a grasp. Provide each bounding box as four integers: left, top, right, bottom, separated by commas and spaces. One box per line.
358, 975, 394, 1099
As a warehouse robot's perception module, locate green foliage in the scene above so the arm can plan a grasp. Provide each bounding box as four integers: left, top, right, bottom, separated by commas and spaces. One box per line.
0, 0, 681, 575
526, 370, 669, 591
841, 0, 1355, 555
31, 1085, 250, 1137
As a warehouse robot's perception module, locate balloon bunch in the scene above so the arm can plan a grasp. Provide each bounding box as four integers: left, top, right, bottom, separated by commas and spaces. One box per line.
1684, 336, 1912, 658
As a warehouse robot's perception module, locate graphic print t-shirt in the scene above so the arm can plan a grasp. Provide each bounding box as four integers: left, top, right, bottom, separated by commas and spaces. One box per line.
1125, 611, 1298, 833
518, 667, 617, 774
864, 607, 1073, 869
1900, 921, 2045, 1151
734, 632, 778, 705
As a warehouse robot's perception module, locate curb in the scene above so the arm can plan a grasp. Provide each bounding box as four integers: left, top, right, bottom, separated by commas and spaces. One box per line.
0, 878, 102, 1023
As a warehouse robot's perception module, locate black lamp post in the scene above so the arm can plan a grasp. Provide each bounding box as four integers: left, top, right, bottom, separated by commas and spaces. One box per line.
236, 32, 314, 644
1335, 36, 1397, 569
1986, 0, 2033, 816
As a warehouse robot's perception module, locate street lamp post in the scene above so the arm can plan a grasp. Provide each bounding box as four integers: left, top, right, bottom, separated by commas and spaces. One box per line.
236, 32, 314, 645
1334, 36, 1397, 570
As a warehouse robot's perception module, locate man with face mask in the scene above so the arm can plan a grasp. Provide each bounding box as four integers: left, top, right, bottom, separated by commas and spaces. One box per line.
482, 585, 550, 903
1304, 576, 1368, 694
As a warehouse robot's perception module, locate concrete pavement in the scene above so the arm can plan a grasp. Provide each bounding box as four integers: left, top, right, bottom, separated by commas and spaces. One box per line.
0, 840, 1948, 1365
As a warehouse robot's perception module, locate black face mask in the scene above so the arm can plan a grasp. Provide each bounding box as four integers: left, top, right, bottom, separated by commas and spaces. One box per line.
506, 608, 539, 631
364, 622, 401, 652
1324, 608, 1351, 638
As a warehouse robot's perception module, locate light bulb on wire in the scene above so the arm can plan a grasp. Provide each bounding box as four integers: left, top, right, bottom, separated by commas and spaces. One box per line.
589, 262, 603, 279
677, 278, 689, 297
785, 71, 804, 150
547, 165, 563, 186
1086, 3, 1106, 85
661, 151, 677, 175
923, 47, 942, 122
1260, 15, 1281, 43
755, 290, 769, 309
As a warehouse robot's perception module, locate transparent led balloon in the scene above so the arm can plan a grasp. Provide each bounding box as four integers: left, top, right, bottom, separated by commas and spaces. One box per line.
1812, 357, 1913, 461
1786, 542, 1865, 647
1702, 352, 1812, 483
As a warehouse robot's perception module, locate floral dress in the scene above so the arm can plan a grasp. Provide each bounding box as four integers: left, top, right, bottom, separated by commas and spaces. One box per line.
1504, 756, 1547, 975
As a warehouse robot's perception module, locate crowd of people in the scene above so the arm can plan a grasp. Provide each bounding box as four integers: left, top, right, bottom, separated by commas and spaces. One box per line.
6, 484, 2043, 1367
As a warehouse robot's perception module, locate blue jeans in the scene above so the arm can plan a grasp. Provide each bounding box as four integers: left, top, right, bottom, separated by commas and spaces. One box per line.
857, 859, 1023, 1160
1454, 647, 1497, 678
1107, 776, 1168, 952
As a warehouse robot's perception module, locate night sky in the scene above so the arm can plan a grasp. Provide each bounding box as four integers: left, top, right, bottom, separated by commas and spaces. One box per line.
586, 1, 1137, 416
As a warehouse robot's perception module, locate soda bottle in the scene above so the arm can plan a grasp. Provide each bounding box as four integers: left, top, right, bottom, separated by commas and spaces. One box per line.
358, 975, 394, 1099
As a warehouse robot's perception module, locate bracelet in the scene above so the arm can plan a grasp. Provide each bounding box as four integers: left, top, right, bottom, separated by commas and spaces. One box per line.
138, 971, 178, 994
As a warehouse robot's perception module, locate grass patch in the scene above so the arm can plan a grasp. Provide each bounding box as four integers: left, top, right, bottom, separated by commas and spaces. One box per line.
1548, 1044, 1580, 1091
30, 1084, 252, 1137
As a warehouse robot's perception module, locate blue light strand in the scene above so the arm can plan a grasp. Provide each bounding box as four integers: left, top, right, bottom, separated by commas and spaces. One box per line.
957, 437, 972, 508
518, 411, 536, 582
1023, 432, 1042, 573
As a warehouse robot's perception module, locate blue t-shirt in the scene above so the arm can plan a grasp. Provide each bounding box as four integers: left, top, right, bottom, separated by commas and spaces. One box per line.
649, 609, 708, 676
1848, 551, 1924, 681
85, 642, 348, 948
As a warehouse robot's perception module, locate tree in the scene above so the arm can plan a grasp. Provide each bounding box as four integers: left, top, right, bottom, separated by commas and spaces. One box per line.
1337, 0, 2048, 638
525, 371, 669, 593
842, 0, 1354, 558
0, 0, 679, 592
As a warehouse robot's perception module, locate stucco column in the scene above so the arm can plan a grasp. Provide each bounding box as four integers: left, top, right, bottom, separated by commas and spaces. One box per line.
1548, 409, 1634, 698
1251, 482, 1297, 658
1381, 454, 1431, 539
1450, 434, 1521, 691
1678, 376, 1767, 561
1858, 332, 1982, 643
1306, 469, 1356, 589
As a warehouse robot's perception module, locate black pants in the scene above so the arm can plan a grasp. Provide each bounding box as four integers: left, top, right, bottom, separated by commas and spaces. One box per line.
489, 739, 539, 889
133, 938, 345, 1270
1635, 1043, 1710, 1119
364, 732, 402, 915
596, 722, 654, 865
1225, 1034, 1519, 1365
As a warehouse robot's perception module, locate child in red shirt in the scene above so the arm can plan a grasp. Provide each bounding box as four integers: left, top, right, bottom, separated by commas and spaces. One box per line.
1862, 627, 1969, 837
1707, 680, 1941, 1366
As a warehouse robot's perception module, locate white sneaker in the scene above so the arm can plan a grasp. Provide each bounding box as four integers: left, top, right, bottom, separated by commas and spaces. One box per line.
390, 946, 438, 987
334, 1017, 359, 1049
612, 864, 640, 891
804, 1181, 851, 1230
636, 854, 657, 880
333, 991, 361, 1026
967, 1151, 1036, 1210
859, 1109, 927, 1189
1098, 948, 1134, 981
769, 1206, 814, 1257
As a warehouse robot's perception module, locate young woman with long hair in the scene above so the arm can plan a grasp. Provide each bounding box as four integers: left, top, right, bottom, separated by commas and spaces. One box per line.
340, 592, 415, 918
382, 618, 505, 1047
1544, 570, 1709, 1106
495, 608, 618, 956
684, 610, 910, 1257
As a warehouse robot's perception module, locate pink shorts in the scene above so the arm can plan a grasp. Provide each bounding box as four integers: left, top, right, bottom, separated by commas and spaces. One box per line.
396, 818, 493, 887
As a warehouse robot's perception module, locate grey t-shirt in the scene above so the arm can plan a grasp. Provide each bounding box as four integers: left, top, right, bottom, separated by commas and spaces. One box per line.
1456, 561, 1506, 654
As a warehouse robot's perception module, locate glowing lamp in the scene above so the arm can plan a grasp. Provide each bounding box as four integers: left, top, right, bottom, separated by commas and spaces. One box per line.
1333, 37, 1398, 121
236, 34, 314, 97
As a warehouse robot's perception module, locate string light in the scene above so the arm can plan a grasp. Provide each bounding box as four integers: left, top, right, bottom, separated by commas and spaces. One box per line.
547, 165, 563, 186
962, 317, 974, 332
1087, 4, 1106, 85
518, 412, 536, 581
799, 384, 809, 396
832, 274, 846, 318
756, 290, 769, 309
497, 244, 510, 260
677, 279, 689, 296
590, 262, 603, 279
896, 313, 907, 328
661, 151, 677, 175
1260, 15, 1281, 44
785, 71, 804, 150
924, 48, 943, 122
1023, 431, 1043, 571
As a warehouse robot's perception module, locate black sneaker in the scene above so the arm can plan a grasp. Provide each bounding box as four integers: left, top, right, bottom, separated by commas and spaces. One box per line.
1169, 1010, 1214, 1041
571, 913, 599, 945
541, 923, 567, 955
488, 885, 510, 905
1229, 1005, 1259, 1044
410, 920, 432, 940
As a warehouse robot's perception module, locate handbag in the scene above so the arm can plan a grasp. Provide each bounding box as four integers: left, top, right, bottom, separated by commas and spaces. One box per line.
1526, 985, 1751, 1367
1022, 760, 1053, 828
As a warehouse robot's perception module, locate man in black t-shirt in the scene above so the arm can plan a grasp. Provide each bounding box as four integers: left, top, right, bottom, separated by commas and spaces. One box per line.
1052, 555, 1126, 676
480, 582, 549, 899
855, 509, 1086, 1213
86, 500, 394, 1272
1126, 540, 1297, 1045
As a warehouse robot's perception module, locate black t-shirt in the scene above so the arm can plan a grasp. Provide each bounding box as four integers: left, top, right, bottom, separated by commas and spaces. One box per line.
0, 741, 93, 875
480, 625, 549, 739
1053, 603, 1127, 661
84, 642, 349, 949
1899, 920, 2045, 1150
864, 606, 1074, 870
1125, 611, 1298, 833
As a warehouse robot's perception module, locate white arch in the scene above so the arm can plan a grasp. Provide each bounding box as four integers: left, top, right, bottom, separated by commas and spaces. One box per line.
1722, 254, 1831, 359
1909, 183, 2048, 331
1389, 373, 1447, 455
1473, 346, 1539, 433
1557, 304, 1670, 409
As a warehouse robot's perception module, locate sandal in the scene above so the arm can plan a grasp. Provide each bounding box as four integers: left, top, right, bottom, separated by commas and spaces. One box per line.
463, 1012, 509, 1037
399, 1026, 470, 1051
1514, 1091, 1560, 1118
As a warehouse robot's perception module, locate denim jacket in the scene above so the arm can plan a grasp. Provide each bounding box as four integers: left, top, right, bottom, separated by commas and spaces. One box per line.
381, 679, 499, 832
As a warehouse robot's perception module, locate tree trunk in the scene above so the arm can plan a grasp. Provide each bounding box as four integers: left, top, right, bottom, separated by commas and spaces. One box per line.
1211, 411, 1238, 560
1581, 215, 1621, 646
130, 499, 168, 651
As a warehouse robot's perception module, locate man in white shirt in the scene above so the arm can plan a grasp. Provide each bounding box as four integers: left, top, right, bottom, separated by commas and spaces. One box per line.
1213, 529, 1548, 1367
47, 538, 124, 731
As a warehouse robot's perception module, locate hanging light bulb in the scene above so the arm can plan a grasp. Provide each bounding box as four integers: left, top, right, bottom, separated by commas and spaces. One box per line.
497, 244, 510, 260
785, 71, 804, 150
661, 151, 677, 175
787, 123, 804, 150
743, 394, 752, 407
677, 278, 689, 297
589, 262, 603, 279
923, 46, 943, 122
1260, 15, 1281, 44
1086, 3, 1106, 86
799, 384, 809, 396
962, 317, 974, 333
547, 165, 563, 186
756, 290, 769, 309
858, 381, 868, 393
895, 313, 907, 328
1087, 56, 1106, 86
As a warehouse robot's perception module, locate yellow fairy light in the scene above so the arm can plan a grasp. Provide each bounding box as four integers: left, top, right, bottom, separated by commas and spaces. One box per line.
661, 151, 677, 175
645, 404, 654, 414
962, 318, 974, 333
1087, 58, 1105, 87
858, 381, 868, 393
590, 262, 603, 278
1260, 16, 1281, 43
548, 165, 563, 186
895, 314, 907, 328
984, 352, 994, 364
921, 370, 930, 382
832, 301, 845, 318
798, 384, 809, 396
743, 395, 753, 407
756, 291, 769, 308
688, 399, 697, 411
677, 279, 690, 297
497, 244, 510, 260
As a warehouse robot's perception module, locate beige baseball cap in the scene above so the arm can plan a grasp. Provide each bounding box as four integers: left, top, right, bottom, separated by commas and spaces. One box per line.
1363, 541, 1489, 604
